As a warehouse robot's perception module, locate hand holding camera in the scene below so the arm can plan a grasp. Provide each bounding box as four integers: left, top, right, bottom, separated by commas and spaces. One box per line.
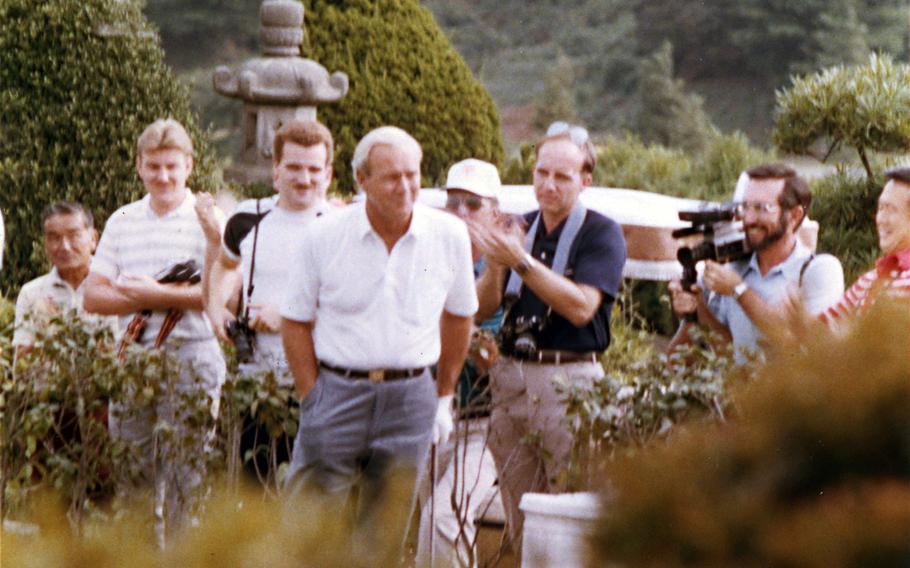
226, 317, 256, 364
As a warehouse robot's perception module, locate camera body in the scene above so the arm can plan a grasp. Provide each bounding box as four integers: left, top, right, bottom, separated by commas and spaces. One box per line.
499, 314, 547, 359
673, 204, 750, 290
226, 318, 256, 364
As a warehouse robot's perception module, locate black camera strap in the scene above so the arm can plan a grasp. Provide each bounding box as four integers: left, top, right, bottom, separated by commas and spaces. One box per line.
240, 199, 262, 321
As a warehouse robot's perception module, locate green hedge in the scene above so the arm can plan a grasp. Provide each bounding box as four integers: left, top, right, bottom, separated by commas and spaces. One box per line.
0, 0, 218, 296
301, 0, 504, 194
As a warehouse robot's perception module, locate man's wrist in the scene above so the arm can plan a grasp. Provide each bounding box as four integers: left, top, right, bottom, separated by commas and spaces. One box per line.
513, 252, 534, 276
732, 281, 749, 301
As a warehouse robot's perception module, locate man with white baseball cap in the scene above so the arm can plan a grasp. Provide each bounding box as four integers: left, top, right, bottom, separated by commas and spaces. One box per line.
416, 158, 504, 567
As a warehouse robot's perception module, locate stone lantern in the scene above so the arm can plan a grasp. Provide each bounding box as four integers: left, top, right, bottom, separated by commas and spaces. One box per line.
213, 0, 348, 184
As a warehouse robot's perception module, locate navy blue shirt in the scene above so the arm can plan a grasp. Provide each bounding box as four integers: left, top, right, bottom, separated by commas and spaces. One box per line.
502, 209, 626, 353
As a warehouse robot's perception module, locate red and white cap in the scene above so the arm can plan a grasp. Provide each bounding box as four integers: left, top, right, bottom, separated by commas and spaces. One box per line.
445, 159, 502, 200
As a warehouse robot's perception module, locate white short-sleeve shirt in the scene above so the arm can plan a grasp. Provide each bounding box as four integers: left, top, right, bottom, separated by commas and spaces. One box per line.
90, 192, 213, 342
13, 267, 118, 347
222, 196, 331, 384
281, 202, 478, 369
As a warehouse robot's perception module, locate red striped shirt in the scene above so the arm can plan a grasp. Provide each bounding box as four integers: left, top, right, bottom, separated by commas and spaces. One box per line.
822, 249, 910, 323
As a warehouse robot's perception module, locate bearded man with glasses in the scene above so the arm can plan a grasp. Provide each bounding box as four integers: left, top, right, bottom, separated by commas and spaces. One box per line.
470, 122, 627, 553
668, 163, 844, 363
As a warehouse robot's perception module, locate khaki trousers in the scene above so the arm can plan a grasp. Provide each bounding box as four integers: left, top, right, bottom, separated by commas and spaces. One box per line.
487, 357, 603, 549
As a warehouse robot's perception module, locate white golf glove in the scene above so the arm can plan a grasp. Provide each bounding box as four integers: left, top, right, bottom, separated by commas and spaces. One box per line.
432, 394, 454, 446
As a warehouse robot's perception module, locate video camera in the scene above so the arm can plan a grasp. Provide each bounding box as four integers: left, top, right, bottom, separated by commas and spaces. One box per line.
672, 204, 750, 314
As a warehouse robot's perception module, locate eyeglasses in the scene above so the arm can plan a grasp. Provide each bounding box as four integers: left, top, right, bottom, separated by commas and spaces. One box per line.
446, 193, 485, 212
547, 121, 590, 147
734, 201, 781, 217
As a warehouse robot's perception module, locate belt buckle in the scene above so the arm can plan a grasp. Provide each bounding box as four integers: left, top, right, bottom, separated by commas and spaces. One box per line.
368, 369, 385, 384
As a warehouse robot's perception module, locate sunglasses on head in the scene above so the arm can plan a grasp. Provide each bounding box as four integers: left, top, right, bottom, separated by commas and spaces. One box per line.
546, 121, 590, 147
446, 193, 485, 212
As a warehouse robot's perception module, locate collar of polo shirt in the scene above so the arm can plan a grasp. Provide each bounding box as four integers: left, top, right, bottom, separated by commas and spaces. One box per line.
354, 201, 430, 241
141, 191, 196, 219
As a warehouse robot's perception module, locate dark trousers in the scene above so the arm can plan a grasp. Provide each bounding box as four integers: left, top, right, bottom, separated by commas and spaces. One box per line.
239, 397, 299, 486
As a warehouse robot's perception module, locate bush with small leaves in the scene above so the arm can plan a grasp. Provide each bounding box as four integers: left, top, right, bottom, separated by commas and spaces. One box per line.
773, 53, 910, 181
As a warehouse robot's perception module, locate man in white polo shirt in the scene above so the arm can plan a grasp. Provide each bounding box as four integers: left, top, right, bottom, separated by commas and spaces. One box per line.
13, 202, 116, 361
204, 119, 335, 484
84, 118, 226, 537
280, 126, 477, 541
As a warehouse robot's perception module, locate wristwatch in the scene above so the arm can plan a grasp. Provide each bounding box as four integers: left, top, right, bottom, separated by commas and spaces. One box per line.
514, 253, 534, 276
732, 281, 749, 300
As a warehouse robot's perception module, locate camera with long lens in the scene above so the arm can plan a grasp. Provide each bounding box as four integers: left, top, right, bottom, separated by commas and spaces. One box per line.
672, 204, 750, 319
226, 318, 256, 364
499, 315, 547, 359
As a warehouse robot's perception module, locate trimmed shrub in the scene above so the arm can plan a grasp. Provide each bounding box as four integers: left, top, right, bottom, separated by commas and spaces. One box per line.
0, 0, 218, 296
591, 303, 910, 566
301, 0, 504, 194
634, 42, 713, 155
773, 53, 910, 180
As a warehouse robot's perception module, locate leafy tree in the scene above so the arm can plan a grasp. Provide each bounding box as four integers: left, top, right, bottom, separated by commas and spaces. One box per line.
773, 53, 910, 181
0, 0, 218, 296
732, 0, 870, 80
633, 42, 714, 154
301, 0, 503, 193
532, 55, 579, 131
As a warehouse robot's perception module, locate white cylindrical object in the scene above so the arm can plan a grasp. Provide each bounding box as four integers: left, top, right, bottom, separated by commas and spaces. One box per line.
519, 492, 601, 568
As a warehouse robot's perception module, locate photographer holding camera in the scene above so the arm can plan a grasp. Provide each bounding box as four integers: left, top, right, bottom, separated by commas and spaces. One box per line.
470, 122, 626, 552
668, 163, 844, 363
203, 119, 335, 483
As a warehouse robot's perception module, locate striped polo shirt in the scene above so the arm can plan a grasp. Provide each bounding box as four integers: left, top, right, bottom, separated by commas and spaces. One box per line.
90, 192, 213, 342
822, 248, 910, 323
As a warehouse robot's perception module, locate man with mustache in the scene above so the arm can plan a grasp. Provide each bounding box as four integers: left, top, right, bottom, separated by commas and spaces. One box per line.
203, 119, 335, 484
668, 163, 844, 363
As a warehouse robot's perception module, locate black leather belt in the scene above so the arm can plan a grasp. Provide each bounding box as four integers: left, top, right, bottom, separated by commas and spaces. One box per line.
505, 350, 600, 364
319, 362, 428, 383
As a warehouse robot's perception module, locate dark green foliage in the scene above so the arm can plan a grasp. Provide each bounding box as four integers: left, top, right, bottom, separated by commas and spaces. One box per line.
300, 0, 503, 194
0, 0, 218, 296
424, 0, 639, 132
811, 169, 882, 283
144, 0, 259, 70
634, 42, 713, 154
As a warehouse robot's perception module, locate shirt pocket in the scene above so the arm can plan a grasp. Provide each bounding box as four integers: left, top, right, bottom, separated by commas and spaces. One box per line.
400, 263, 450, 326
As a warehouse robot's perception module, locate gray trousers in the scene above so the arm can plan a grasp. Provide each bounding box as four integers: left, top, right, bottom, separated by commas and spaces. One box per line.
285, 367, 437, 532
487, 357, 603, 550
109, 337, 225, 543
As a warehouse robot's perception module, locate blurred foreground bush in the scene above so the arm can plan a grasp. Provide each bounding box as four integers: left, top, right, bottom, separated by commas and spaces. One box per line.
591, 301, 910, 567
1, 313, 301, 526
2, 479, 414, 568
